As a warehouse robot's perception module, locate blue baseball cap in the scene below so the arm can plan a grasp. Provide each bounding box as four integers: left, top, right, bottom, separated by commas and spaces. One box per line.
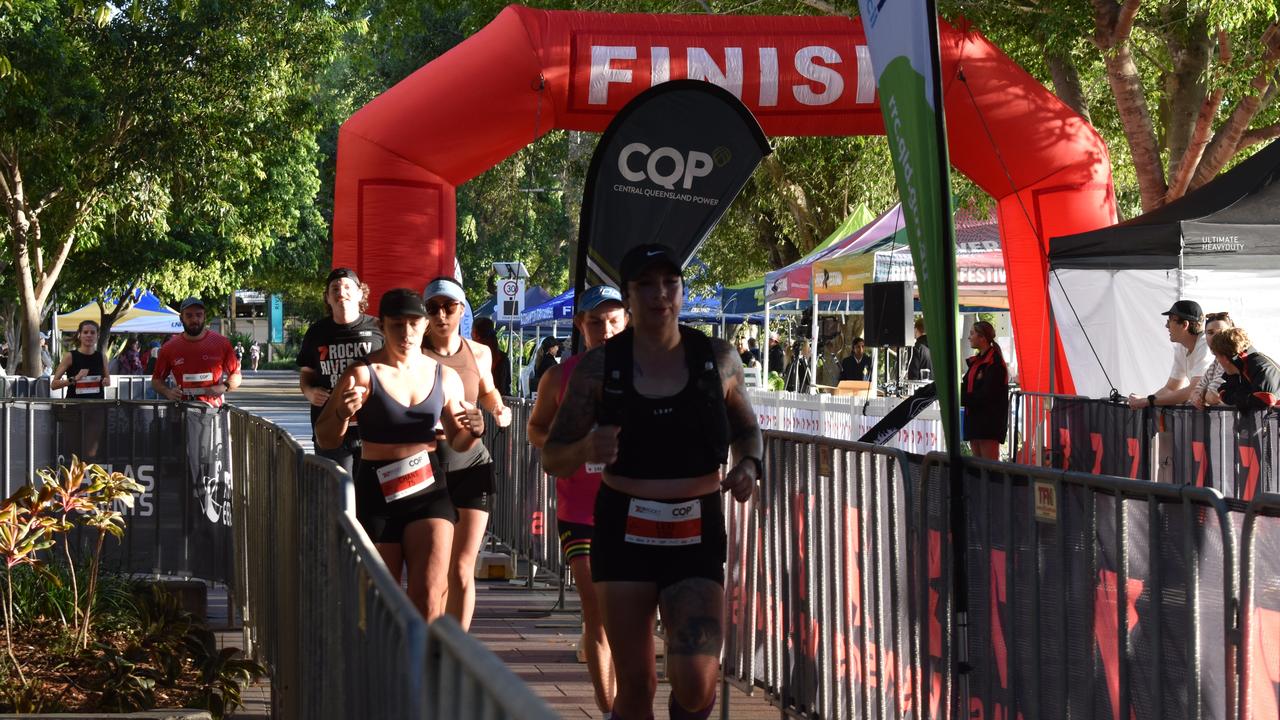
578, 285, 623, 313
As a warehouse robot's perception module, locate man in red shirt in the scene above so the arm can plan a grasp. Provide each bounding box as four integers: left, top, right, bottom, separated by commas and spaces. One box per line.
151, 297, 242, 407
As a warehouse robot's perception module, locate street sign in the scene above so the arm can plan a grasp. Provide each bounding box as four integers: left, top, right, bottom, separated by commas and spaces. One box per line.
269, 295, 284, 343
497, 276, 525, 321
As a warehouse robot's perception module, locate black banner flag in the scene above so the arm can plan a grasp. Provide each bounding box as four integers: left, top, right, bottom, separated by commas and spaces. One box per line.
574, 80, 770, 305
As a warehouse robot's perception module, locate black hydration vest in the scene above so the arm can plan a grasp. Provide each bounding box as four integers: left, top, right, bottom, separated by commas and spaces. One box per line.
599, 326, 730, 479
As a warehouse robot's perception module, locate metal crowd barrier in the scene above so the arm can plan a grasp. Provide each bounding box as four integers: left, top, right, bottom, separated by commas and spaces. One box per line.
477, 386, 1280, 719
0, 374, 155, 400
1238, 493, 1280, 720
923, 453, 1241, 720
227, 408, 556, 720
0, 399, 233, 580
487, 398, 561, 582
1010, 390, 1280, 499
723, 431, 928, 718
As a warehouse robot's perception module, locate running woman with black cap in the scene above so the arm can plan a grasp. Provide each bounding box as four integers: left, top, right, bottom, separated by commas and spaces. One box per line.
296, 268, 384, 476
420, 276, 512, 631
151, 297, 241, 407
1127, 299, 1213, 408
316, 288, 484, 620
543, 244, 762, 720
528, 284, 628, 716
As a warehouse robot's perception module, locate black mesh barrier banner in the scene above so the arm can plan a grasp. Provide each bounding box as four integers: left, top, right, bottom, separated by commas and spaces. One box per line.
1242, 509, 1280, 719
2, 401, 233, 584
1049, 399, 1152, 478
961, 462, 1235, 720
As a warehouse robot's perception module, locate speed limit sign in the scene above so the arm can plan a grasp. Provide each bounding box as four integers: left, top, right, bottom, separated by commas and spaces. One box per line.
497, 276, 525, 321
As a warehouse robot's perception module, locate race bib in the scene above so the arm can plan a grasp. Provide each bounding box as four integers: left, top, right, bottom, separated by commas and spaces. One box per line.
75, 375, 103, 390
585, 463, 606, 474
182, 372, 214, 384
624, 498, 702, 546
375, 451, 436, 502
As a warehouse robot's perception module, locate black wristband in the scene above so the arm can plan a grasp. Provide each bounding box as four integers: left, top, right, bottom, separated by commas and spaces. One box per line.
740, 455, 764, 479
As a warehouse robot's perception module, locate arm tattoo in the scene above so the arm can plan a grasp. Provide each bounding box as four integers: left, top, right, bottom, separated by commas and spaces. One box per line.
712, 339, 763, 456
546, 347, 605, 445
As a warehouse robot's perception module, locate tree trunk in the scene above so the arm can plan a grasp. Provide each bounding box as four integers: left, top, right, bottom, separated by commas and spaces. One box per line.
1103, 44, 1168, 211
1045, 51, 1091, 122
1160, 14, 1212, 176
762, 156, 818, 253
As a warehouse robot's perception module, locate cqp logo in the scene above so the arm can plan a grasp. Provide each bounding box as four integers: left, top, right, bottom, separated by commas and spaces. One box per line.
618, 143, 714, 190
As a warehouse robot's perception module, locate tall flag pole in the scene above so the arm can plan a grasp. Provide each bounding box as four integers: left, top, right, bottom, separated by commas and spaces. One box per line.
856, 0, 968, 711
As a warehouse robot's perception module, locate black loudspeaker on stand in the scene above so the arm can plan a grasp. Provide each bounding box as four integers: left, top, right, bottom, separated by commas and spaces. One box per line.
863, 281, 914, 347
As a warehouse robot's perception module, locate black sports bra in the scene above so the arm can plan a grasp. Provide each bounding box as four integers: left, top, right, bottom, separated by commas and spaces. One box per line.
355, 359, 444, 444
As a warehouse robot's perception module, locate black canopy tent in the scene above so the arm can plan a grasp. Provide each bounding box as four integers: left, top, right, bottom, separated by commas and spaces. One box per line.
1048, 139, 1280, 396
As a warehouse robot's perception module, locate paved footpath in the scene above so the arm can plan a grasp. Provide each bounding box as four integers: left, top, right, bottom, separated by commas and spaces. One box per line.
228, 371, 783, 718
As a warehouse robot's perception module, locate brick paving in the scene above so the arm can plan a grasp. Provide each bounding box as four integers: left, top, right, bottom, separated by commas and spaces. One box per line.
472, 579, 782, 719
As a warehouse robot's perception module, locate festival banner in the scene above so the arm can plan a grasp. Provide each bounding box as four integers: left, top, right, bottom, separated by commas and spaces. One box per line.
855, 0, 961, 446
574, 80, 770, 297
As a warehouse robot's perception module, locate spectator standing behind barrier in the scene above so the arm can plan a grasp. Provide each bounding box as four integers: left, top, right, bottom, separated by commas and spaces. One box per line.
39, 333, 53, 376
316, 288, 484, 621
767, 332, 784, 374
1192, 312, 1234, 410
1128, 300, 1211, 408
421, 276, 512, 632
839, 337, 872, 381
143, 340, 161, 375
118, 339, 145, 375
52, 320, 110, 399
1210, 327, 1280, 411
542, 244, 762, 720
151, 298, 241, 407
530, 335, 561, 392
527, 284, 626, 717
962, 321, 1008, 461
296, 268, 384, 478
470, 317, 511, 397
908, 317, 932, 380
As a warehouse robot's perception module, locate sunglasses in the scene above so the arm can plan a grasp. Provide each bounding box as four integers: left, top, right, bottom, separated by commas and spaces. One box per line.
425, 300, 462, 316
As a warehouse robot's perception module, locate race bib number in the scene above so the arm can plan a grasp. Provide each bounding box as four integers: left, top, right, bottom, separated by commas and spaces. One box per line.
624, 498, 702, 546
585, 463, 606, 474
376, 451, 436, 502
75, 375, 103, 390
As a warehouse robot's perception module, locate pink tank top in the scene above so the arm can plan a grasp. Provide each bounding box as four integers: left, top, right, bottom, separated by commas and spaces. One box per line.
554, 353, 603, 525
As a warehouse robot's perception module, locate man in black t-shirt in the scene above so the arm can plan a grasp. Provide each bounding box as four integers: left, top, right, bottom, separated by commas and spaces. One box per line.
296, 268, 384, 475
839, 337, 872, 382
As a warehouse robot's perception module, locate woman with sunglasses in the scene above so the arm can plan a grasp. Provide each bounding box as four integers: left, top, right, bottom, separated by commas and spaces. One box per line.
316, 288, 484, 620
421, 277, 512, 631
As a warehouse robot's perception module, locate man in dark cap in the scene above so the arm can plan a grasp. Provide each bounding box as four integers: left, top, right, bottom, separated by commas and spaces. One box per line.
1127, 300, 1212, 408
151, 297, 242, 407
296, 268, 384, 475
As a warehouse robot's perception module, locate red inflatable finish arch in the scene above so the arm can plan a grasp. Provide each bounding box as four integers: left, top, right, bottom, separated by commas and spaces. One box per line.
333, 5, 1116, 393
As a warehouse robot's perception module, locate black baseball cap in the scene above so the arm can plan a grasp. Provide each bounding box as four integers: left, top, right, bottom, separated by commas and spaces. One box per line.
378, 288, 427, 318
619, 244, 682, 286
1161, 300, 1203, 323
326, 267, 360, 285
179, 297, 205, 312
